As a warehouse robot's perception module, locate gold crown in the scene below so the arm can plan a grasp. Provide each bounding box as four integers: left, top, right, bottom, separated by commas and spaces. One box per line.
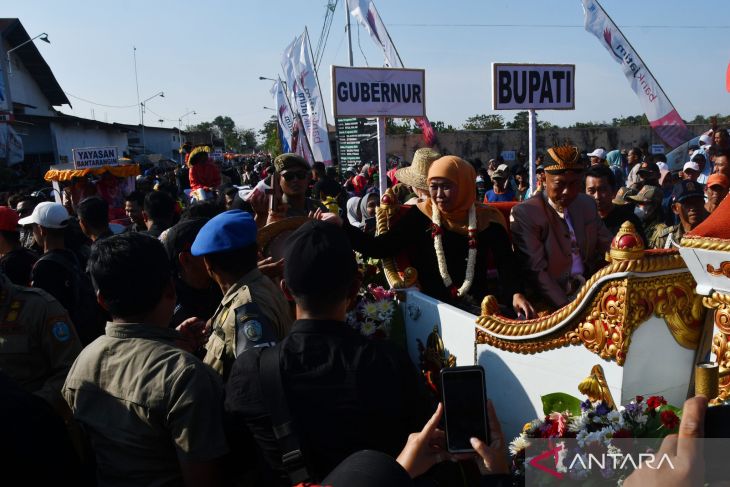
187, 146, 211, 166
607, 221, 645, 261
545, 145, 583, 172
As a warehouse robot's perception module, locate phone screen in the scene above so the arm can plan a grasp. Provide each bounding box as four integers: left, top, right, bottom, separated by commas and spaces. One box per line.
441, 366, 488, 452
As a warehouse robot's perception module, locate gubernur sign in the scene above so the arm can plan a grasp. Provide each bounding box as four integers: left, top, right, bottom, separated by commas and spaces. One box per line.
331, 66, 425, 118
492, 63, 575, 110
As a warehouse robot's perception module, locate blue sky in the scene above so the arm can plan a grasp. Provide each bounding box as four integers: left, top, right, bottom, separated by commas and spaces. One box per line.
7, 0, 729, 134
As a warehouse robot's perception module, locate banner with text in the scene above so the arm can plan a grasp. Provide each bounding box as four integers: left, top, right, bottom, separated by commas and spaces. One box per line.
582, 0, 690, 148
281, 31, 332, 165
72, 146, 118, 169
270, 79, 296, 154
332, 66, 426, 118
492, 64, 575, 110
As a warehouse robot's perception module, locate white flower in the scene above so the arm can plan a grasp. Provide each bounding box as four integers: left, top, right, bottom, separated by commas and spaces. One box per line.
509, 436, 531, 455
362, 302, 379, 319
360, 320, 377, 336
569, 414, 588, 433
376, 300, 393, 314
635, 413, 648, 425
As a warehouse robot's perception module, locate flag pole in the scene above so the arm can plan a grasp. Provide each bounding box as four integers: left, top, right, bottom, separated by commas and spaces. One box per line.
345, 1, 354, 67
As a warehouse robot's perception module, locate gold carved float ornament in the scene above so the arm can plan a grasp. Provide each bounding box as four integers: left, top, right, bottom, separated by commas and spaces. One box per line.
475, 222, 706, 365
703, 292, 730, 402
375, 189, 418, 288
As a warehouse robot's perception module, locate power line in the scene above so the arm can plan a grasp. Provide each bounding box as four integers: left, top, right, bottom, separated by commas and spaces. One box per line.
389, 23, 730, 29
64, 92, 138, 109
145, 106, 176, 122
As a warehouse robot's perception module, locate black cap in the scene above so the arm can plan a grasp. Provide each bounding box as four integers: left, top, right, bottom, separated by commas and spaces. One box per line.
671, 180, 705, 204
637, 161, 660, 177
163, 217, 208, 271
283, 221, 356, 298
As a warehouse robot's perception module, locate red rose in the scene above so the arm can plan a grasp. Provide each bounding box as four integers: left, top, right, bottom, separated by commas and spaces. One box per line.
635, 395, 644, 403
449, 285, 459, 299
660, 410, 679, 430
646, 396, 667, 410
612, 428, 633, 439
430, 223, 442, 238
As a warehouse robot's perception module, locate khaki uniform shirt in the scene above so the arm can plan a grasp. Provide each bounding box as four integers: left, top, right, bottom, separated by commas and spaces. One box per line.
650, 224, 685, 249
204, 268, 293, 380
0, 273, 81, 410
63, 323, 228, 487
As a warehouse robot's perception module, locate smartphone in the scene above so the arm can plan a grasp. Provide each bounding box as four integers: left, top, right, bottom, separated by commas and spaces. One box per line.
704, 404, 730, 482
441, 365, 489, 453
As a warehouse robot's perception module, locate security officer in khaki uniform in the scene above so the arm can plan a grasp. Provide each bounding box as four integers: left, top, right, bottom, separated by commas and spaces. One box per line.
627, 184, 665, 247
192, 210, 293, 380
0, 271, 82, 413
650, 180, 709, 249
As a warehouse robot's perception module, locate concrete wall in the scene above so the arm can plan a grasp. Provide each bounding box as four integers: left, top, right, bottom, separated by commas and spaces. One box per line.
385, 124, 711, 163
128, 126, 181, 159
3, 40, 55, 116
51, 123, 129, 164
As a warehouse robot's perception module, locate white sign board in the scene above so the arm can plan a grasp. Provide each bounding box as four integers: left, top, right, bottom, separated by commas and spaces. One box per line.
492, 63, 575, 110
650, 144, 665, 155
331, 66, 426, 118
212, 149, 224, 162
72, 146, 118, 169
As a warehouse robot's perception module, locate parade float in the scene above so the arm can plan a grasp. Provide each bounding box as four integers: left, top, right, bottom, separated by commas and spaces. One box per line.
375, 189, 729, 441
44, 148, 139, 221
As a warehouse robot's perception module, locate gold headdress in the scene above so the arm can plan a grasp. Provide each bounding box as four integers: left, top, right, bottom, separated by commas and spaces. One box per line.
545, 145, 583, 173
187, 145, 211, 167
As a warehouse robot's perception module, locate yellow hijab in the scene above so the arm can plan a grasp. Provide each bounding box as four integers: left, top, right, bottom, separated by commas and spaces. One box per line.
417, 156, 505, 235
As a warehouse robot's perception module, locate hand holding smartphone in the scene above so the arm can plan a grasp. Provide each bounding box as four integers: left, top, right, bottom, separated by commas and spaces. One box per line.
440, 365, 490, 453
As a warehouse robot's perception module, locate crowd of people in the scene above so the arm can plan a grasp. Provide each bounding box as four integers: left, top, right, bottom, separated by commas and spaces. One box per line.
1, 129, 729, 485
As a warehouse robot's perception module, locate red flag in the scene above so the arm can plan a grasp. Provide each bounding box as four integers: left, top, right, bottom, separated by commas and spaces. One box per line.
414, 117, 436, 147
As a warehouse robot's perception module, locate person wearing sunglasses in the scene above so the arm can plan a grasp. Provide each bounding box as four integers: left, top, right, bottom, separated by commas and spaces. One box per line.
254, 154, 328, 225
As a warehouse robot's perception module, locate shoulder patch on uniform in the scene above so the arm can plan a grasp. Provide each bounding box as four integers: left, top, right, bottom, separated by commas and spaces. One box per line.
51, 321, 71, 342
234, 302, 276, 358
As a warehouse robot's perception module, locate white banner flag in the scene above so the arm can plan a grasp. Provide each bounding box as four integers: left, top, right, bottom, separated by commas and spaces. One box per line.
271, 79, 295, 152
347, 0, 402, 68
582, 0, 690, 148
281, 32, 332, 166
0, 124, 24, 165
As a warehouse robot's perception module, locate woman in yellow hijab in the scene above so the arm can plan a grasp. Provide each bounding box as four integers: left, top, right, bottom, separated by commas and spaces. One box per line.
344, 156, 534, 318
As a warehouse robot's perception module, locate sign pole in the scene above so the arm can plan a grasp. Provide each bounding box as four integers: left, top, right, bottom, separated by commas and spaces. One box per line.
377, 116, 387, 196
528, 108, 537, 192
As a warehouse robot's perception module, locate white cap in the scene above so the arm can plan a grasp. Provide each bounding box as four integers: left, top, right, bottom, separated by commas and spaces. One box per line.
699, 134, 713, 146
683, 161, 700, 173
587, 148, 606, 159
18, 202, 70, 228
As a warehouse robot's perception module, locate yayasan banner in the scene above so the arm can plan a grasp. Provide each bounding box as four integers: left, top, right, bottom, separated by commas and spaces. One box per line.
582, 0, 691, 149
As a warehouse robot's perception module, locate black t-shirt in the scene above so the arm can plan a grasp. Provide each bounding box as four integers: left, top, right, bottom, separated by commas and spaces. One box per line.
31, 249, 78, 313
225, 319, 432, 485
603, 204, 646, 243
170, 278, 222, 329
0, 247, 38, 286
312, 176, 342, 200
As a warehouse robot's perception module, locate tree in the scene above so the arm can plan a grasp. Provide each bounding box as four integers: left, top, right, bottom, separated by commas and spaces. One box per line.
506, 111, 530, 130
462, 114, 504, 130
259, 116, 281, 156
386, 119, 414, 135
610, 114, 649, 127
431, 120, 456, 133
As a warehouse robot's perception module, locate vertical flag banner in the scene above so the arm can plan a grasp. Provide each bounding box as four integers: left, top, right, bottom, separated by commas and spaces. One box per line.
582, 0, 690, 148
270, 80, 294, 154
281, 32, 332, 166
347, 0, 436, 146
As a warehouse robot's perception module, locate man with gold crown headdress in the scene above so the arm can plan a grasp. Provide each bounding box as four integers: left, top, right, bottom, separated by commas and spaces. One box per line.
187, 145, 221, 202
510, 145, 613, 310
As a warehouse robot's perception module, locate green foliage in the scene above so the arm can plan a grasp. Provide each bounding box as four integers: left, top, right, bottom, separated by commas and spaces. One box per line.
187, 115, 257, 152
541, 392, 582, 416
610, 114, 649, 127
259, 116, 281, 156
431, 120, 456, 132
462, 114, 505, 130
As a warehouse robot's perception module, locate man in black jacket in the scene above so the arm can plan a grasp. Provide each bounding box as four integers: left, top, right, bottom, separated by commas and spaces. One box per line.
224, 221, 432, 485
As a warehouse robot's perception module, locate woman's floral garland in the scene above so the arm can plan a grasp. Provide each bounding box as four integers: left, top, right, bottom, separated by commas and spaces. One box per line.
431, 204, 477, 298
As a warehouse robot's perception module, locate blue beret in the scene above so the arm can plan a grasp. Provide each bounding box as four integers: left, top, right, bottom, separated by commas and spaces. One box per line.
191, 210, 257, 256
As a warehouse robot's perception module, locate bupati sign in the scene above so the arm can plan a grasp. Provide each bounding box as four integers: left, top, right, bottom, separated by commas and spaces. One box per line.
331, 66, 426, 118
492, 63, 575, 110
72, 147, 118, 169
